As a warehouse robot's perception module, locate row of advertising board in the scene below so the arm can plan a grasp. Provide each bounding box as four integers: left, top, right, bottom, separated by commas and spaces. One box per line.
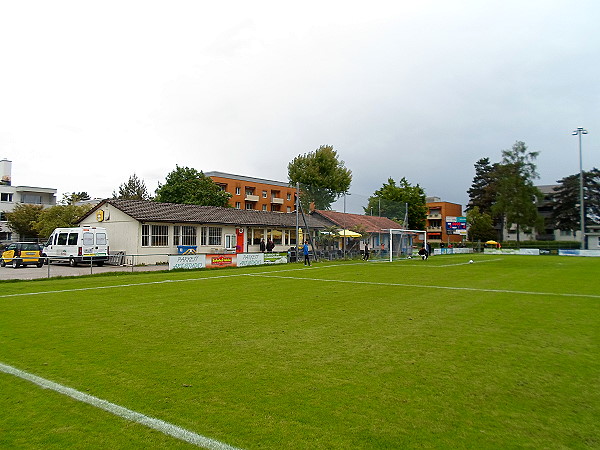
168, 252, 288, 270
484, 248, 600, 256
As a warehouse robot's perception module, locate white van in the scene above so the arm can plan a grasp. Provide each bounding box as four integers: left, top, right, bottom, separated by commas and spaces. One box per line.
43, 226, 109, 266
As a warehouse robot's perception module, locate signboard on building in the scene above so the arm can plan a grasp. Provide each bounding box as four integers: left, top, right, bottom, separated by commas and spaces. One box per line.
445, 216, 467, 235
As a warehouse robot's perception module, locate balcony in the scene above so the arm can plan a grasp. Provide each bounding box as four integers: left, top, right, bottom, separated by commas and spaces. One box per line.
427, 226, 442, 232
245, 194, 259, 202
427, 213, 442, 219
270, 197, 284, 205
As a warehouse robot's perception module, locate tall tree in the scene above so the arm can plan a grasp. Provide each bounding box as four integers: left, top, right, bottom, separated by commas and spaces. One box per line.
113, 174, 152, 200
466, 206, 496, 242
154, 166, 231, 206
288, 145, 352, 210
4, 204, 44, 240
551, 168, 600, 233
491, 141, 543, 242
365, 177, 427, 230
61, 192, 91, 205
467, 157, 499, 215
33, 204, 93, 239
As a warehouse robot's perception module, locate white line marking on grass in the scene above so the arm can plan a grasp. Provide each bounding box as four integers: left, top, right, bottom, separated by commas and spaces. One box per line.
0, 362, 241, 450
0, 274, 245, 299
247, 274, 600, 299
0, 266, 330, 299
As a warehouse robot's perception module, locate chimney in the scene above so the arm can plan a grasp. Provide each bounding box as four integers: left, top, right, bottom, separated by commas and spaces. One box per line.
0, 159, 12, 186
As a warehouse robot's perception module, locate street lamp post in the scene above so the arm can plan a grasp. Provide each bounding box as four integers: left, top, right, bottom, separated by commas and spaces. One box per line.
572, 127, 588, 250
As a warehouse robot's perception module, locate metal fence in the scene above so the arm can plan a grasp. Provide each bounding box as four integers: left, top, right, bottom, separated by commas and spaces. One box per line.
19, 253, 174, 279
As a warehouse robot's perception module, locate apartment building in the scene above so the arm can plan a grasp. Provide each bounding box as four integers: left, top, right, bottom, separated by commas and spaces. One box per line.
503, 184, 591, 243
205, 171, 296, 213
0, 159, 57, 242
424, 197, 464, 245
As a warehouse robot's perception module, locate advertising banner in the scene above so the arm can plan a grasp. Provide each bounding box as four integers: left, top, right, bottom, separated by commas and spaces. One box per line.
237, 253, 264, 267
559, 249, 600, 257
433, 248, 473, 255
169, 254, 206, 270
206, 254, 237, 269
483, 248, 540, 255
263, 252, 288, 264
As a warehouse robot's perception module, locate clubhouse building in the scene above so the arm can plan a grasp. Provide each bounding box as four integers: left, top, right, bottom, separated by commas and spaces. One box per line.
79, 199, 403, 265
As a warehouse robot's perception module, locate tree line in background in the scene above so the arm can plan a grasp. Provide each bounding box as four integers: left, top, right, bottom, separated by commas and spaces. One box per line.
5, 192, 94, 242
7, 140, 596, 243
467, 140, 600, 243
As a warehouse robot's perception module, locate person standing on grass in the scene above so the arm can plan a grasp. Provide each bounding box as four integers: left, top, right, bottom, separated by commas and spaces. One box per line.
363, 243, 370, 261
303, 241, 311, 266
259, 238, 266, 252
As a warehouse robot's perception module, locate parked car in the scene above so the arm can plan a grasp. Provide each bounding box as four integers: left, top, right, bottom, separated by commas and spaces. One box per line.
1, 242, 44, 268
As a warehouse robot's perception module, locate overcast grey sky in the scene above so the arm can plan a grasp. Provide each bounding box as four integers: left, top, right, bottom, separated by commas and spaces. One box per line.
1, 0, 598, 213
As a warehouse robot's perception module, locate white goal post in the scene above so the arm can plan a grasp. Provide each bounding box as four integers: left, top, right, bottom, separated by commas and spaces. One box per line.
382, 229, 427, 262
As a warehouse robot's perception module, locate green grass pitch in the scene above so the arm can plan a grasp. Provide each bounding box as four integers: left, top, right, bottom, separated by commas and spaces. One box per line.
0, 255, 598, 449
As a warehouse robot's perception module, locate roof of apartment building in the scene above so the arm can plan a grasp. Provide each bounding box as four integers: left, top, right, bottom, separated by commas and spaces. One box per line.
537, 184, 559, 195
312, 210, 403, 233
204, 171, 292, 188
82, 199, 333, 228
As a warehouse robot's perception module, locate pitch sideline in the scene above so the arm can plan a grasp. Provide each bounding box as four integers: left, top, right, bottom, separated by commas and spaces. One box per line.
0, 362, 241, 449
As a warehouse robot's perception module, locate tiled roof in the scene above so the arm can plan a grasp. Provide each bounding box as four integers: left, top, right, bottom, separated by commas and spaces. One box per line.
205, 171, 291, 188
83, 199, 333, 228
81, 200, 397, 231
312, 210, 403, 232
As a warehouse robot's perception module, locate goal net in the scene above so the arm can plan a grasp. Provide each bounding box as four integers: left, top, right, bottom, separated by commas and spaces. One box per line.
370, 229, 427, 261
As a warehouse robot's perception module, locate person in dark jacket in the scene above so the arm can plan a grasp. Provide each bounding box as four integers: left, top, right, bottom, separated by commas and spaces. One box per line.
266, 239, 275, 252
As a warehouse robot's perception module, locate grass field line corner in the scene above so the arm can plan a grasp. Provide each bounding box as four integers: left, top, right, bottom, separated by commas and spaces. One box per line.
247, 273, 600, 299
0, 362, 242, 450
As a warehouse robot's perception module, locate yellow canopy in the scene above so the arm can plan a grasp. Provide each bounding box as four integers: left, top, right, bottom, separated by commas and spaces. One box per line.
338, 229, 362, 238
485, 240, 498, 245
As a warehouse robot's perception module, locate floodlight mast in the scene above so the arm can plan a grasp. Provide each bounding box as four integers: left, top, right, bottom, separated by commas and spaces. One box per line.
572, 127, 588, 250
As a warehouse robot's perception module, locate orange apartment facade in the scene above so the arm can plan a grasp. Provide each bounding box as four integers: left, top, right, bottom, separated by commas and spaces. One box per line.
205, 171, 296, 213
424, 197, 464, 245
